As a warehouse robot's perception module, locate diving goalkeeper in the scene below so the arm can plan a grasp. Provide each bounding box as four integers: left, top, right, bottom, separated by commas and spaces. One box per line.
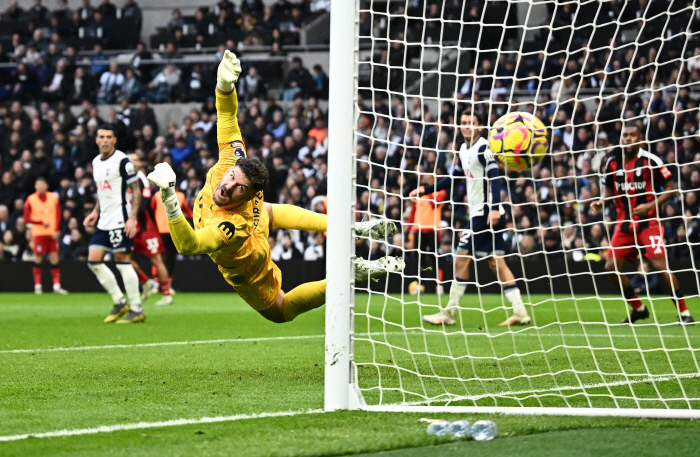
147, 51, 403, 323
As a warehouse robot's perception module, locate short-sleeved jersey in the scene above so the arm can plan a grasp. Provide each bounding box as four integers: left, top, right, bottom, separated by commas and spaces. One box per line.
602, 149, 673, 233
457, 137, 502, 217
193, 91, 273, 296
92, 149, 138, 230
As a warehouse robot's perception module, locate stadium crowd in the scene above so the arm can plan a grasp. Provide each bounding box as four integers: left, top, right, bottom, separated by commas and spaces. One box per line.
1, 0, 700, 273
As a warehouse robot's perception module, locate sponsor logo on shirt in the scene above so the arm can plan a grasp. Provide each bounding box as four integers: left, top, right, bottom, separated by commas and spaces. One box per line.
218, 221, 236, 240
616, 181, 646, 191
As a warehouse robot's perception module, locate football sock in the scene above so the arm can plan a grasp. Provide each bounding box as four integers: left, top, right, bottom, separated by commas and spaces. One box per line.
672, 292, 689, 315
271, 204, 327, 231
88, 262, 124, 303
504, 285, 527, 316
116, 262, 143, 313
282, 279, 327, 322
623, 287, 645, 311
136, 268, 149, 284
32, 264, 42, 286
445, 278, 468, 316
151, 265, 158, 281
51, 266, 61, 286
161, 278, 171, 296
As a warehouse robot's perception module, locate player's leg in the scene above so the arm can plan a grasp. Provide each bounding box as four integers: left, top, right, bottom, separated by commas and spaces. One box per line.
489, 256, 530, 326
48, 251, 67, 294
161, 233, 177, 294
608, 230, 649, 324
266, 202, 396, 239
149, 253, 173, 306
87, 246, 129, 322
648, 255, 694, 325
33, 250, 44, 294
114, 251, 146, 323
259, 280, 328, 323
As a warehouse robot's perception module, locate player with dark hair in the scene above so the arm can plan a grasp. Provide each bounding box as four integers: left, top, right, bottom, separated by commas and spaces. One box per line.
410, 109, 530, 326
24, 176, 67, 294
592, 124, 693, 325
147, 51, 403, 322
83, 124, 146, 323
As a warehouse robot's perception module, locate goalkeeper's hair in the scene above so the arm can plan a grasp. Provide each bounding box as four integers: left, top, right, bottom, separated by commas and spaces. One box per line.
236, 157, 269, 191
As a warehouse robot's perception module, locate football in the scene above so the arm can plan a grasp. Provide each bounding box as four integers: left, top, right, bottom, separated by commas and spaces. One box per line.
488, 111, 548, 171
408, 280, 425, 295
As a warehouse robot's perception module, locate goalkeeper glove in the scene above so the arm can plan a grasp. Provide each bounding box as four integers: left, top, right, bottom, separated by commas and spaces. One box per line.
217, 49, 242, 93
147, 163, 182, 221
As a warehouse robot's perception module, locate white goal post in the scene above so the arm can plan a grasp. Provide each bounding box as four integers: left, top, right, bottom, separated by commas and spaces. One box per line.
326, 0, 700, 418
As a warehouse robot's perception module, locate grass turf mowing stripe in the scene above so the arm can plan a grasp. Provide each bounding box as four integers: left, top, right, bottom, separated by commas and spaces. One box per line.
0, 409, 324, 443
1, 331, 696, 354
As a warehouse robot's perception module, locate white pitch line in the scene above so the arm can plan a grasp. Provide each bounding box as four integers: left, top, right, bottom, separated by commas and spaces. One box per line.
394, 372, 700, 406
0, 408, 323, 443
1, 331, 698, 355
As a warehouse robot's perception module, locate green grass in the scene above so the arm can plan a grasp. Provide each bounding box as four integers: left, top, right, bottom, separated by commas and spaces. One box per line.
1, 292, 699, 456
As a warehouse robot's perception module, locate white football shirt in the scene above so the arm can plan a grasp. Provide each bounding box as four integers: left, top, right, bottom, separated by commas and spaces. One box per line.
457, 137, 502, 217
92, 149, 138, 230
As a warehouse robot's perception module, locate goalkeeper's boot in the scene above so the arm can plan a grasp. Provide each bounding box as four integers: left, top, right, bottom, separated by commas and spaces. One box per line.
141, 279, 158, 301
355, 256, 405, 283
620, 306, 649, 324
356, 219, 397, 240
423, 308, 456, 326
116, 310, 146, 324
156, 295, 173, 306
499, 312, 531, 327
104, 298, 130, 323
675, 315, 696, 326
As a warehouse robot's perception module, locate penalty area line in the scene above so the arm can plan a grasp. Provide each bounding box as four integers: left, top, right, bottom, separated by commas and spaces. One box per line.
0, 409, 323, 443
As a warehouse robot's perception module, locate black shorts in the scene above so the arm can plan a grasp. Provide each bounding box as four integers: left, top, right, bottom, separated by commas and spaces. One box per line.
457, 215, 506, 258
89, 228, 134, 253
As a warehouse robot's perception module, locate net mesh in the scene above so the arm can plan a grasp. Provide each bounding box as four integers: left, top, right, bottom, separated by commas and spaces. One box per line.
351, 0, 700, 410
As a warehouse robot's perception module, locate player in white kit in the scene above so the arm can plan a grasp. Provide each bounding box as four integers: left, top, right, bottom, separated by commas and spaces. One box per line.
83, 125, 146, 323
410, 110, 530, 326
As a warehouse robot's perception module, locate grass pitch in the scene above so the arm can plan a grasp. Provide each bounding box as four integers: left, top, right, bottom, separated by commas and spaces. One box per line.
1, 292, 699, 456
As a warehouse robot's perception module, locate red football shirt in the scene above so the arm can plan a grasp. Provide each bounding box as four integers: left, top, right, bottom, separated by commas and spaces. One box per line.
601, 149, 673, 233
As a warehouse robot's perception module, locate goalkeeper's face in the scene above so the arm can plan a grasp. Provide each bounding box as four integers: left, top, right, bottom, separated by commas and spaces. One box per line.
213, 165, 257, 209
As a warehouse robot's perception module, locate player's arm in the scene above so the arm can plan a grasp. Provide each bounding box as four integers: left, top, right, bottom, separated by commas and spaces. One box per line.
633, 163, 678, 216
215, 50, 244, 164
84, 197, 99, 228
410, 176, 452, 197
53, 199, 61, 239
591, 156, 615, 216
120, 158, 140, 238
483, 152, 502, 225
22, 199, 42, 226
147, 163, 224, 255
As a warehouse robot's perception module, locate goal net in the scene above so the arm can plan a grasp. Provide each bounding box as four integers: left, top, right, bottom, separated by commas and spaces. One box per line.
326, 0, 700, 417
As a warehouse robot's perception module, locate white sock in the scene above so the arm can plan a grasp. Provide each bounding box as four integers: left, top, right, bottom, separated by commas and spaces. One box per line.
116, 262, 143, 313
445, 280, 467, 317
88, 262, 124, 304
504, 285, 527, 316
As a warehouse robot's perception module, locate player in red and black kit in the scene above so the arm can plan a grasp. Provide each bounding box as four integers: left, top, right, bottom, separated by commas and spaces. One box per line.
128, 154, 173, 306
592, 125, 693, 325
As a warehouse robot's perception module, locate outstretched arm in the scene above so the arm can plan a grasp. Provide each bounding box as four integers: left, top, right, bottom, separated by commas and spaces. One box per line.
215, 50, 244, 168
148, 163, 224, 255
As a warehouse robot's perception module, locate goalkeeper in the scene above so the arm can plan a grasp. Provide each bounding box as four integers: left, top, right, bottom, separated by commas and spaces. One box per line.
410, 110, 530, 327
148, 51, 402, 323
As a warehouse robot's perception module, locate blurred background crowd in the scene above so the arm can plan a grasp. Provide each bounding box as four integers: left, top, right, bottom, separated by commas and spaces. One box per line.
1, 0, 699, 274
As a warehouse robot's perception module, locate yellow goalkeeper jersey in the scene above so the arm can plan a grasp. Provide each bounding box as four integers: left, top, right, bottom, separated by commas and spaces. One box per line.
189, 89, 281, 310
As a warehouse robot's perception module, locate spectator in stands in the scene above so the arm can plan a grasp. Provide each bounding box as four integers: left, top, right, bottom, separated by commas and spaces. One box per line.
166, 8, 185, 33
3, 1, 25, 21
238, 66, 267, 102
97, 61, 124, 104
42, 59, 71, 103
68, 67, 96, 104
88, 11, 113, 48
120, 67, 143, 103
130, 98, 158, 135
122, 0, 142, 35
169, 135, 191, 168
282, 57, 313, 101
98, 0, 117, 19
131, 42, 155, 84
89, 44, 108, 75
78, 0, 95, 22
311, 64, 329, 100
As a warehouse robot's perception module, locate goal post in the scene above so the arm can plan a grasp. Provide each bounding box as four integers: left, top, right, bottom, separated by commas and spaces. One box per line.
326, 0, 700, 418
